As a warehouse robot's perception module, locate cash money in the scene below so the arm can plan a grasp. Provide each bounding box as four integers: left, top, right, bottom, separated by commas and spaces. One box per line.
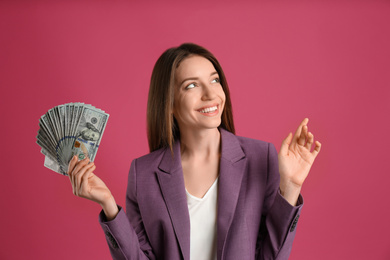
36, 103, 109, 175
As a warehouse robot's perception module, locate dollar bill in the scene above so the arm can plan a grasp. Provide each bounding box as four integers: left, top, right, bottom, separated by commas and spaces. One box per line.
37, 103, 109, 175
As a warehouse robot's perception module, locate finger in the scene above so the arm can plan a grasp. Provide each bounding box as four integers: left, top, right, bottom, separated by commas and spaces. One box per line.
74, 162, 95, 196
77, 162, 95, 187
280, 132, 293, 155
69, 156, 80, 194
79, 164, 96, 197
312, 141, 322, 159
305, 132, 314, 151
67, 156, 78, 176
71, 158, 90, 176
70, 158, 90, 194
291, 118, 309, 146
74, 163, 94, 197
298, 125, 308, 146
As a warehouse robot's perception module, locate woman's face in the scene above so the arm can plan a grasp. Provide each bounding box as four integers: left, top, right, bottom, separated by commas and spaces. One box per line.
173, 55, 226, 132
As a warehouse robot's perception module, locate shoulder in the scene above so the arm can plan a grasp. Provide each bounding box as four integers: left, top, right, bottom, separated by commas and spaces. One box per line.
238, 135, 278, 161
235, 134, 270, 151
221, 128, 276, 158
131, 146, 167, 170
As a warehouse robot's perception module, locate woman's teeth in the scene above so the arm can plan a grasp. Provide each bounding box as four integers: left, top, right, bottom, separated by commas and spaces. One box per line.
199, 106, 218, 113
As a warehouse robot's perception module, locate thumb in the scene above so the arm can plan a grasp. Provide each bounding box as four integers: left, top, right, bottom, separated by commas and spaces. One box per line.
280, 132, 292, 155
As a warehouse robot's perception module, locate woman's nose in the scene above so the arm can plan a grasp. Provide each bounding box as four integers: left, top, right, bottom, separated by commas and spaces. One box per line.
201, 84, 217, 100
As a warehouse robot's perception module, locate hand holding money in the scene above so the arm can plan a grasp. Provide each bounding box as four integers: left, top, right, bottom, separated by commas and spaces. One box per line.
37, 103, 117, 219
67, 156, 119, 220
36, 103, 109, 175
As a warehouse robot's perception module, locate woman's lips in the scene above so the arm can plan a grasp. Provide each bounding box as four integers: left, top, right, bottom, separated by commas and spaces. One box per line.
197, 105, 219, 116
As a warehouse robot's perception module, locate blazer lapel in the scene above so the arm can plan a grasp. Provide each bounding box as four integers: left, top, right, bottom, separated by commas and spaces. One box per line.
156, 140, 191, 260
217, 128, 247, 260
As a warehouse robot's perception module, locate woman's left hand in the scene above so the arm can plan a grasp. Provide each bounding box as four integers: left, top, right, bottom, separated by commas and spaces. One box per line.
278, 118, 321, 205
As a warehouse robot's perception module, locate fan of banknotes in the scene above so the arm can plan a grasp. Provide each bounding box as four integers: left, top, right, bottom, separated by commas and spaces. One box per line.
36, 103, 109, 175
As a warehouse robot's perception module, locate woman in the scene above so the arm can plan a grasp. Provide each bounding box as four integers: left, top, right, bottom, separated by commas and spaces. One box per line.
68, 43, 321, 260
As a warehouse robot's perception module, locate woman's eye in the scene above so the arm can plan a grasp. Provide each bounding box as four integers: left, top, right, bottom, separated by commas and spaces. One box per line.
211, 78, 220, 83
185, 83, 196, 89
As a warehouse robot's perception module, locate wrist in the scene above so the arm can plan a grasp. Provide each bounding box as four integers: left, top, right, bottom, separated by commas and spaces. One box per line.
279, 179, 302, 206
100, 195, 118, 221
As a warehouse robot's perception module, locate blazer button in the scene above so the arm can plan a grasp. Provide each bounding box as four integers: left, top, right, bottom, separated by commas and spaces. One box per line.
290, 214, 300, 232
105, 231, 119, 249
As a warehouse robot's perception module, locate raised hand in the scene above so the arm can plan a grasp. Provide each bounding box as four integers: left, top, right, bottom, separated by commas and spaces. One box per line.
278, 118, 321, 205
68, 156, 118, 220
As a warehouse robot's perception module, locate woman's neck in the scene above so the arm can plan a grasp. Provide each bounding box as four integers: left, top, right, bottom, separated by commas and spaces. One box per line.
179, 127, 221, 161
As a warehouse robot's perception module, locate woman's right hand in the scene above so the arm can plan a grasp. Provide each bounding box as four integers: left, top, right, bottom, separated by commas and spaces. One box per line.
68, 156, 119, 220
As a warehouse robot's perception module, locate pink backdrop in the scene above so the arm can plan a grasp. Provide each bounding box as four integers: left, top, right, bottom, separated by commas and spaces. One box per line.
1, 1, 389, 259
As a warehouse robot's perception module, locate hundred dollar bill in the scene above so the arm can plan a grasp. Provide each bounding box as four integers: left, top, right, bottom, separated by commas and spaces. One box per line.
57, 105, 109, 174
37, 103, 109, 175
43, 152, 62, 175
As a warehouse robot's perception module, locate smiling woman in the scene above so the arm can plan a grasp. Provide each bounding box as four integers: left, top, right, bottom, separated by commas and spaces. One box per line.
146, 43, 235, 154
67, 43, 321, 260
173, 56, 226, 134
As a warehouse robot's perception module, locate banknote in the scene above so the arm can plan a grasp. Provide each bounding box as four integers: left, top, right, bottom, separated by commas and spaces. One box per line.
36, 103, 109, 175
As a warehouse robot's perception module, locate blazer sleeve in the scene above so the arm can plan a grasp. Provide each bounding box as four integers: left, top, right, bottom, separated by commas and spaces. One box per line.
99, 159, 155, 260
257, 143, 303, 260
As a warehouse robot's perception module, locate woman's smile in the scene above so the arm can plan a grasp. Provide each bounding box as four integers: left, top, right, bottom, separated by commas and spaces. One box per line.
173, 55, 226, 131
197, 105, 219, 115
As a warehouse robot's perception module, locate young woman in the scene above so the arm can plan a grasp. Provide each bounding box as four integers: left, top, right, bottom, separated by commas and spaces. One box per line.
68, 43, 321, 260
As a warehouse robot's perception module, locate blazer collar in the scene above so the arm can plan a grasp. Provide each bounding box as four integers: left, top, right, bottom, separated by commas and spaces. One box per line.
217, 128, 247, 259
157, 138, 182, 174
158, 128, 245, 173
156, 139, 190, 260
219, 127, 245, 163
156, 128, 247, 260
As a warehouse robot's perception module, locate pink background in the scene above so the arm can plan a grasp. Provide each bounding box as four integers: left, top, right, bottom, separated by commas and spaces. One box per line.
1, 1, 389, 259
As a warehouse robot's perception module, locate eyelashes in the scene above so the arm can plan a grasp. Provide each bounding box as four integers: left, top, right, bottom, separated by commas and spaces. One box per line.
211, 78, 220, 84
185, 83, 197, 89
185, 77, 220, 90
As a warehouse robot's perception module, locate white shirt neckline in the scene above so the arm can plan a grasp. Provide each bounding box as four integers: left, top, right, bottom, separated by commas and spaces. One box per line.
185, 176, 219, 201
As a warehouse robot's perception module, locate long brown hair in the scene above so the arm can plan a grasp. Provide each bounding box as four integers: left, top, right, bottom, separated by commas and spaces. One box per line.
147, 43, 235, 153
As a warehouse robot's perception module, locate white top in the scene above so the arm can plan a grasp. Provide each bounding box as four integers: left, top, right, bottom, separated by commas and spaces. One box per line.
186, 177, 219, 260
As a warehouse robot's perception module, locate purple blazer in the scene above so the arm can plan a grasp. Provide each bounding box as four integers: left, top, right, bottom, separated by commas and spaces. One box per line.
99, 128, 303, 260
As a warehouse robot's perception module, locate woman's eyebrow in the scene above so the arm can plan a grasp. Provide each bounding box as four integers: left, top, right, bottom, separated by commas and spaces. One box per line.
180, 77, 198, 86
180, 71, 219, 86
